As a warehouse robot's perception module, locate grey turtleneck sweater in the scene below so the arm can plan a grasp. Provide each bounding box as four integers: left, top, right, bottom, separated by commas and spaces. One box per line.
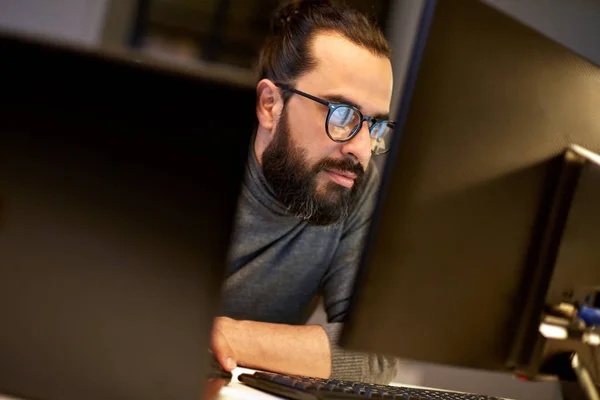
221, 144, 399, 384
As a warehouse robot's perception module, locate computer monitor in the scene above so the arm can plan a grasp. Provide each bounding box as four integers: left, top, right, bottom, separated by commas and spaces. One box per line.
342, 0, 600, 388
0, 32, 254, 400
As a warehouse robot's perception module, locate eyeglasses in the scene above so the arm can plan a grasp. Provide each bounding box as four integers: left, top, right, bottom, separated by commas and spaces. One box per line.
275, 83, 394, 155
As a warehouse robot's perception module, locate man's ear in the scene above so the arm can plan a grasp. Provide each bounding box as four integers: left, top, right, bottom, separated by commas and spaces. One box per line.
256, 79, 283, 135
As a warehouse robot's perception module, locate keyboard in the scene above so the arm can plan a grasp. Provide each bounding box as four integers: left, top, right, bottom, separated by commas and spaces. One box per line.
238, 372, 502, 400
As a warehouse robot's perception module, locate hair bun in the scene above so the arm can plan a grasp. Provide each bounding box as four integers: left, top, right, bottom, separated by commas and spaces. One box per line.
271, 0, 334, 34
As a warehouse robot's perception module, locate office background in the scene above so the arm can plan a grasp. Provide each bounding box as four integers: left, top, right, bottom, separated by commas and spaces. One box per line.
2, 0, 600, 399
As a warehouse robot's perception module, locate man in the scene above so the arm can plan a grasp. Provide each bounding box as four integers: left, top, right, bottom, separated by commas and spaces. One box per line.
212, 0, 398, 384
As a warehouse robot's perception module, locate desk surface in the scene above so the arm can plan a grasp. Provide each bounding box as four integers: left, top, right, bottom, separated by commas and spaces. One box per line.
211, 368, 513, 400
0, 367, 513, 400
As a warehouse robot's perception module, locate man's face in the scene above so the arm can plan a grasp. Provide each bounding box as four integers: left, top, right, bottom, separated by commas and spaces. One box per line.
263, 33, 393, 225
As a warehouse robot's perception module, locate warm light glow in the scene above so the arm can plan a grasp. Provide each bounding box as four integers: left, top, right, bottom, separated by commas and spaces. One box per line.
571, 145, 600, 167
539, 322, 568, 340
557, 303, 577, 317
583, 332, 600, 346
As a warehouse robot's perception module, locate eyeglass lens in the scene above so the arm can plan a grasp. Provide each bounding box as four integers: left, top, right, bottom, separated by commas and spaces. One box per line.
328, 106, 393, 154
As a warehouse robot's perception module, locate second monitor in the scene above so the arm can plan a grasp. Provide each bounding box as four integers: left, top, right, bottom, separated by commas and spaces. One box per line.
342, 0, 600, 385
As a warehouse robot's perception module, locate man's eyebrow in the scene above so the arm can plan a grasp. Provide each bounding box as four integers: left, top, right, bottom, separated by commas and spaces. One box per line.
322, 94, 360, 109
322, 94, 390, 120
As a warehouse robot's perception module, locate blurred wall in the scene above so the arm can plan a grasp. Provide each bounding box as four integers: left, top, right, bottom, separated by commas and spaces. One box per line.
0, 0, 109, 44
485, 0, 600, 67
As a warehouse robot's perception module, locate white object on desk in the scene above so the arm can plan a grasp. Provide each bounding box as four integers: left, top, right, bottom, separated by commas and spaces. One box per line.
218, 367, 284, 400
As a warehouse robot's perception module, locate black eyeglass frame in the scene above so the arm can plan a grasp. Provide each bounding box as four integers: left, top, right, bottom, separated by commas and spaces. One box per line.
275, 83, 394, 155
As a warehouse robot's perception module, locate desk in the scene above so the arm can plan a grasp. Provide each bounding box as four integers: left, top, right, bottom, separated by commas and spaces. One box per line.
0, 368, 514, 400
205, 368, 514, 400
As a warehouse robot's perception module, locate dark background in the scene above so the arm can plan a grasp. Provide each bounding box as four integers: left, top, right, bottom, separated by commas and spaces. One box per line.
128, 0, 392, 69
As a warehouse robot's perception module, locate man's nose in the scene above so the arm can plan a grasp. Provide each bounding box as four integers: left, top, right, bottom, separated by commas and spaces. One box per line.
340, 122, 372, 168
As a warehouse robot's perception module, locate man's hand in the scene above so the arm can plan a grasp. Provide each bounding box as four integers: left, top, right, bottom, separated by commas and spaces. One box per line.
211, 317, 238, 371
210, 316, 332, 378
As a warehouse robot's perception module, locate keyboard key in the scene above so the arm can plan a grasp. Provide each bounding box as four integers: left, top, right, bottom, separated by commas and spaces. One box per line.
294, 382, 311, 390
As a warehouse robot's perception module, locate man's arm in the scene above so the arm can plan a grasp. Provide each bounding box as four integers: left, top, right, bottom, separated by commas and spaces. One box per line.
212, 316, 332, 378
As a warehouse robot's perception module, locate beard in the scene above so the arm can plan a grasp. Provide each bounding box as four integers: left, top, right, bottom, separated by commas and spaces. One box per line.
261, 108, 366, 226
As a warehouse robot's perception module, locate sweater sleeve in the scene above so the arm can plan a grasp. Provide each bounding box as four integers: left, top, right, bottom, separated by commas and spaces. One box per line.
322, 323, 400, 384
319, 165, 401, 384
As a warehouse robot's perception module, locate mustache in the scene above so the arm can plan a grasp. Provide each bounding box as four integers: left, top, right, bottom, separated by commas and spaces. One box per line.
315, 158, 365, 177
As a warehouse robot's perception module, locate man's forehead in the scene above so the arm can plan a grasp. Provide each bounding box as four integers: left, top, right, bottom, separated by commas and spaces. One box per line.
301, 33, 393, 115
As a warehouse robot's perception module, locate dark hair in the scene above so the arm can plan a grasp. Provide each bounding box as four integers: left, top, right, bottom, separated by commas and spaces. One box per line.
257, 0, 391, 90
